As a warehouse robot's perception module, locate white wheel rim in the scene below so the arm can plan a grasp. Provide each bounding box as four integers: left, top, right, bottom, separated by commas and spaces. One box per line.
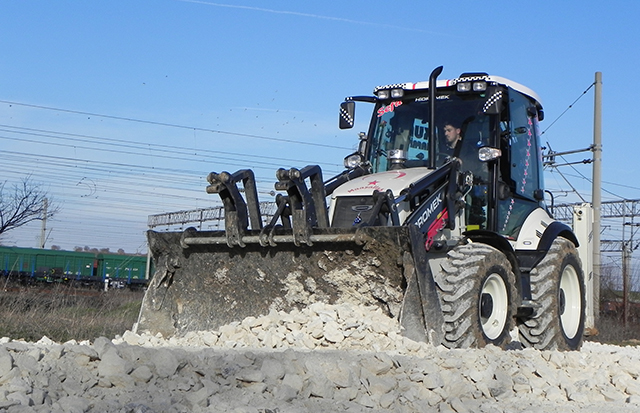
560, 264, 582, 339
480, 273, 509, 340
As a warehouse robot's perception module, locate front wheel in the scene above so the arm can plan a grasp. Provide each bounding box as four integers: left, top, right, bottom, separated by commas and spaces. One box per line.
437, 243, 517, 348
518, 238, 585, 350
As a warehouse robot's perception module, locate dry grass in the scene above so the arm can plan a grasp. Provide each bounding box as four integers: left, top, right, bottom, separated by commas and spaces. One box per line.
588, 315, 640, 347
1, 282, 638, 347
0, 283, 144, 343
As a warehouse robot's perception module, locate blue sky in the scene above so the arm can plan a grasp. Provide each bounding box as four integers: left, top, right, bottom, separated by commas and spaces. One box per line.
0, 0, 638, 259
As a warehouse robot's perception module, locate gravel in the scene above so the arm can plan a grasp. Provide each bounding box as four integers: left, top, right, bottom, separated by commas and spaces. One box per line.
1, 302, 640, 412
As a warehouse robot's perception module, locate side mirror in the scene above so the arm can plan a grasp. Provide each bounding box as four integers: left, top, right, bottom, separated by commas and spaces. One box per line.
526, 106, 544, 121
339, 101, 355, 129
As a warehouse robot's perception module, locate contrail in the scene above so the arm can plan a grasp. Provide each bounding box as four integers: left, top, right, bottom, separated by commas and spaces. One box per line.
174, 0, 448, 35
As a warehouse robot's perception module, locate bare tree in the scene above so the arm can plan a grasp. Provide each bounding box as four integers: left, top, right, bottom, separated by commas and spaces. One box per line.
0, 177, 58, 236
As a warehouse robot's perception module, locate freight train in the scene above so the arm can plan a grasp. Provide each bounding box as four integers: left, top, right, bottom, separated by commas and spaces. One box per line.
0, 246, 148, 289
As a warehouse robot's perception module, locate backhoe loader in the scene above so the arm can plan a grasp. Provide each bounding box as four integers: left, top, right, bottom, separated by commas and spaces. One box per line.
136, 67, 586, 350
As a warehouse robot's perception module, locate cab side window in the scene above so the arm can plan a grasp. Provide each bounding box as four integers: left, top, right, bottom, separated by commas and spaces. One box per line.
508, 93, 542, 200
498, 91, 543, 237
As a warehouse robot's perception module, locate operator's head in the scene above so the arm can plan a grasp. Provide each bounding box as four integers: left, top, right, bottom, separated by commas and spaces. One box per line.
444, 122, 461, 148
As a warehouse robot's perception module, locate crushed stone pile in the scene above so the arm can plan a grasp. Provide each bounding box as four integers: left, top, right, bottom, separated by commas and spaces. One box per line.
1, 302, 640, 412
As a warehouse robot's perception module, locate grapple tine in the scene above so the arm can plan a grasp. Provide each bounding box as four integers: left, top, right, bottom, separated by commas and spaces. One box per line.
206, 169, 264, 247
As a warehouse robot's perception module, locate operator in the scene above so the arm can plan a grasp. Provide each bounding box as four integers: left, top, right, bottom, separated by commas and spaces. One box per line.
435, 120, 462, 165
442, 119, 488, 230
443, 121, 462, 155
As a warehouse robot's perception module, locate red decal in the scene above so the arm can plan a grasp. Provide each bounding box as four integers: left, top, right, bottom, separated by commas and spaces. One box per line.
377, 101, 403, 117
425, 209, 448, 251
347, 184, 385, 193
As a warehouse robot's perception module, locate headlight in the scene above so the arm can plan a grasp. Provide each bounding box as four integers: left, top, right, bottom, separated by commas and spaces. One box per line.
473, 81, 487, 92
457, 82, 471, 92
457, 81, 487, 93
376, 89, 390, 99
478, 146, 502, 162
390, 88, 404, 98
344, 153, 365, 169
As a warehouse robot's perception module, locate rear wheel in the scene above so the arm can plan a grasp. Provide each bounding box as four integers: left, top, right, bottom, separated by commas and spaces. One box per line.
518, 238, 585, 350
437, 243, 517, 348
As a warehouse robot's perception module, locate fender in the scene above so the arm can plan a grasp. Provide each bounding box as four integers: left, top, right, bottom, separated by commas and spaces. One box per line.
518, 221, 578, 273
463, 229, 519, 278
465, 222, 578, 275
538, 221, 579, 250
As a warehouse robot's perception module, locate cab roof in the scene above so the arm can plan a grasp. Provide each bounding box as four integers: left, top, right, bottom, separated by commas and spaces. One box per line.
374, 74, 543, 108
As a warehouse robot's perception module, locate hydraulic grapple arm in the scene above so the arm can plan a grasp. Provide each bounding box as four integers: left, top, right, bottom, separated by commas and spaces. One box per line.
205, 169, 262, 247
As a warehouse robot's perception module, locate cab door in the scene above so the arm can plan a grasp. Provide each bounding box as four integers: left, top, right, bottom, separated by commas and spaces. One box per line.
497, 90, 545, 238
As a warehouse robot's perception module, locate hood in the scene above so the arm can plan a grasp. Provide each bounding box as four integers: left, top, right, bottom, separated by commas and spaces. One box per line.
332, 167, 433, 198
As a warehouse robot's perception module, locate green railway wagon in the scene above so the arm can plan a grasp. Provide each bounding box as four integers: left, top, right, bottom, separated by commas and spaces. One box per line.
0, 246, 148, 287
0, 246, 96, 282
97, 252, 147, 287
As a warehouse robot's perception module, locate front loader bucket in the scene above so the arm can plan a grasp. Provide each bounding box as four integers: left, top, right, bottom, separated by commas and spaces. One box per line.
136, 226, 427, 338
136, 165, 445, 344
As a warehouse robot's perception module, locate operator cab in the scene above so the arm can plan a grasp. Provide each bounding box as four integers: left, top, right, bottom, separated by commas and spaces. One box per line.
367, 89, 492, 175
339, 72, 546, 237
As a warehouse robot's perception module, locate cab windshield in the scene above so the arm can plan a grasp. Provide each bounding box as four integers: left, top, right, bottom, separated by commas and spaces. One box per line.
368, 93, 492, 175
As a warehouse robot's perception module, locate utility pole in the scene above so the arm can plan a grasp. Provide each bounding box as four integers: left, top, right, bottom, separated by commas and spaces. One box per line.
622, 241, 630, 326
39, 198, 48, 249
624, 218, 640, 325
592, 71, 603, 320
622, 201, 629, 326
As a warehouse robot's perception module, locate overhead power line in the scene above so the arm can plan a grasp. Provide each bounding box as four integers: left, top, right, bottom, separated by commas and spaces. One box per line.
0, 124, 344, 169
541, 81, 595, 136
0, 100, 352, 150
